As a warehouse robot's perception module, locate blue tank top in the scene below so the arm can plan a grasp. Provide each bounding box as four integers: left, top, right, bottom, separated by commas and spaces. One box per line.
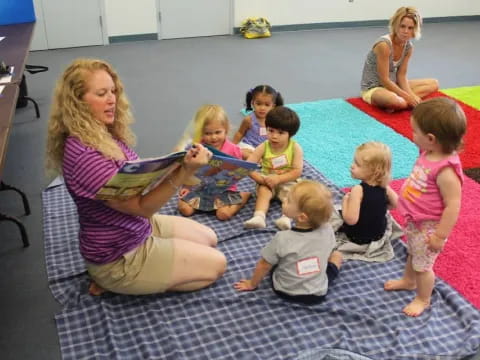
242, 112, 267, 147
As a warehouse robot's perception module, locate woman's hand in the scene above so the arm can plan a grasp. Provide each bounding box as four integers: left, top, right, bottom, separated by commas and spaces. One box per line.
413, 94, 422, 106
404, 93, 421, 107
183, 144, 212, 174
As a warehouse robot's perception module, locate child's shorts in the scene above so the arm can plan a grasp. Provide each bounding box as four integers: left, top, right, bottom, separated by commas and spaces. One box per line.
86, 214, 175, 295
406, 220, 443, 272
361, 87, 383, 104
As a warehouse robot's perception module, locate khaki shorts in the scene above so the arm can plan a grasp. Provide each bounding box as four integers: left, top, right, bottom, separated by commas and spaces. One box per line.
361, 87, 383, 104
86, 214, 175, 295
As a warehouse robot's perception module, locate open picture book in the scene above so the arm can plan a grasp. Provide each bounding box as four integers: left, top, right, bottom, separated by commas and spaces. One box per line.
95, 146, 259, 210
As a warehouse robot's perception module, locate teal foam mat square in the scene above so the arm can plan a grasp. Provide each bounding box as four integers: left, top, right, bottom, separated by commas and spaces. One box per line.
287, 99, 417, 188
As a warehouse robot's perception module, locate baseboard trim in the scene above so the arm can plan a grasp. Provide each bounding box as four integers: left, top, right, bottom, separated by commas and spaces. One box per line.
233, 15, 480, 34
108, 33, 158, 44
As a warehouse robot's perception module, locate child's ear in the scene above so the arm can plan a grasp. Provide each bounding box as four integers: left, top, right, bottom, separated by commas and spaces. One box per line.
426, 133, 436, 144
297, 212, 309, 224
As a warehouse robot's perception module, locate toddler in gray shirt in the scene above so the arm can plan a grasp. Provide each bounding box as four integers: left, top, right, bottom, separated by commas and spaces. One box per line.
234, 180, 342, 304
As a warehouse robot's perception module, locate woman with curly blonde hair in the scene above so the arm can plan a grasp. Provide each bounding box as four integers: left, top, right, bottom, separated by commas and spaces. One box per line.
360, 6, 439, 111
46, 58, 226, 295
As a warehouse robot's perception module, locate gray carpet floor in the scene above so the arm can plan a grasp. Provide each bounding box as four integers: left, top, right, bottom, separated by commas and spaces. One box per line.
1, 21, 479, 359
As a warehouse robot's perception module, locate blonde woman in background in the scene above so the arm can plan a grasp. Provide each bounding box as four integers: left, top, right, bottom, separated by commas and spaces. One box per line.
360, 6, 439, 111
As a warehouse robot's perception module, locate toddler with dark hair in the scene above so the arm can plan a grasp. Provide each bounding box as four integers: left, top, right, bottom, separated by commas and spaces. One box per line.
244, 106, 303, 230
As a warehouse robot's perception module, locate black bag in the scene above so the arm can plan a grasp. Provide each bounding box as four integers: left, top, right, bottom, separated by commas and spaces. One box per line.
16, 74, 29, 108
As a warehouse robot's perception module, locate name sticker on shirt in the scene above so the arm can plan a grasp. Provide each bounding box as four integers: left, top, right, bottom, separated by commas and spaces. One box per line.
259, 127, 267, 136
271, 154, 288, 169
296, 257, 320, 276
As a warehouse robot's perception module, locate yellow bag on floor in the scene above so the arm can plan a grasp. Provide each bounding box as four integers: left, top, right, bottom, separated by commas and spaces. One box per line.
240, 17, 271, 39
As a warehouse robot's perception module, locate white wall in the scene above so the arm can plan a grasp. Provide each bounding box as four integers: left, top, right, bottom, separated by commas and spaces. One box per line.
104, 0, 157, 37
30, 0, 48, 51
103, 0, 480, 37
30, 0, 479, 49
234, 0, 480, 27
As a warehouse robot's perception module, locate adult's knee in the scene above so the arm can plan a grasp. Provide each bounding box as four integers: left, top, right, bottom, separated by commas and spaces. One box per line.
212, 251, 227, 278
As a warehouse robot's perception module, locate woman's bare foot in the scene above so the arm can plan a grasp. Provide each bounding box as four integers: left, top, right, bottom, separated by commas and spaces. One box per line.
403, 297, 430, 317
89, 281, 106, 296
384, 278, 416, 291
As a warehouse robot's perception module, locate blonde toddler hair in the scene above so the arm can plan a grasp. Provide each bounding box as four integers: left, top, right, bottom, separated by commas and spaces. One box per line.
355, 142, 392, 187
290, 180, 333, 229
175, 104, 230, 150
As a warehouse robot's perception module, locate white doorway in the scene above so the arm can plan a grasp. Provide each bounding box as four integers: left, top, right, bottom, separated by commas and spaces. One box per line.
158, 0, 232, 39
41, 0, 105, 49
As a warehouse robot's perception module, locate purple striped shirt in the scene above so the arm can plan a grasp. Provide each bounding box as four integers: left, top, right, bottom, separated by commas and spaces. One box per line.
63, 136, 152, 264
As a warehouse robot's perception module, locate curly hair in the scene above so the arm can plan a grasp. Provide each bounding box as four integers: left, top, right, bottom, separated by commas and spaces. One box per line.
355, 142, 392, 187
46, 58, 136, 174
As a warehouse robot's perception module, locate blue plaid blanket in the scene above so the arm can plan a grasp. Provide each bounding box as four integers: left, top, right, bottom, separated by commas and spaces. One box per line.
43, 161, 480, 359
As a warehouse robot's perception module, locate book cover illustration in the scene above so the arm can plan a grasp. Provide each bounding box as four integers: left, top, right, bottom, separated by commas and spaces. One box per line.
95, 151, 185, 200
180, 145, 259, 211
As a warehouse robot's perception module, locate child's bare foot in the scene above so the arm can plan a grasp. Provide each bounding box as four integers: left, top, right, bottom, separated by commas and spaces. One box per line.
89, 281, 106, 296
178, 200, 195, 217
403, 297, 430, 317
384, 278, 416, 291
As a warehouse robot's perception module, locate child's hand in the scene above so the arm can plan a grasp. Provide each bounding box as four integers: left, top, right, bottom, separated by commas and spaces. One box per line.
426, 233, 445, 252
250, 172, 266, 185
178, 188, 189, 198
183, 144, 212, 173
264, 175, 280, 189
233, 279, 257, 291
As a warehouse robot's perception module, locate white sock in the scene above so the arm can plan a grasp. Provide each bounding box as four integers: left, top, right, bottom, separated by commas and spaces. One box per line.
244, 211, 266, 229
275, 215, 291, 230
